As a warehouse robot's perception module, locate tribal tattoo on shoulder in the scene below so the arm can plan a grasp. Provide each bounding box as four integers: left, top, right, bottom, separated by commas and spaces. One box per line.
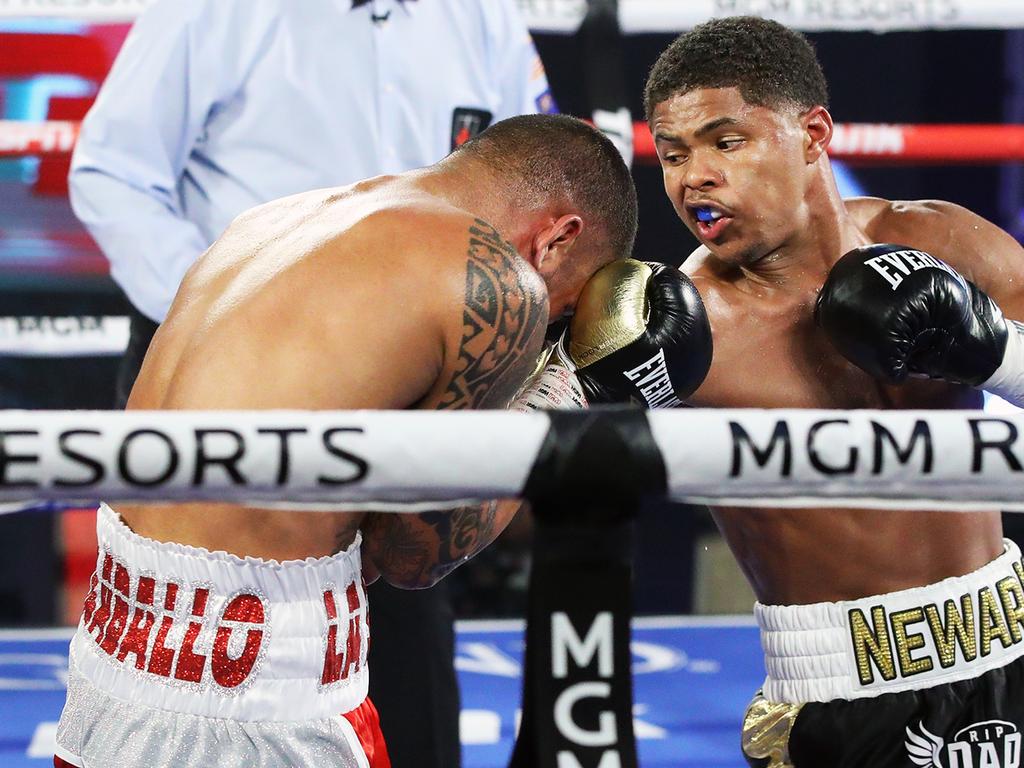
439, 219, 548, 410
361, 222, 542, 586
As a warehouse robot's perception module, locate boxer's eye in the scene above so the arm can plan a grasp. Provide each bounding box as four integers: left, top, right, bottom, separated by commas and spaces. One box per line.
717, 137, 744, 151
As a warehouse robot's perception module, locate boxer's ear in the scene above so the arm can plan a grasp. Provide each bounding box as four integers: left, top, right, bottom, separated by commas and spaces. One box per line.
802, 105, 833, 163
530, 214, 583, 275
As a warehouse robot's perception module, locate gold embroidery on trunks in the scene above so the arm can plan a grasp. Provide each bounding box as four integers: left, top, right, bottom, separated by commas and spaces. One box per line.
924, 594, 976, 668
997, 575, 1024, 643
890, 607, 933, 677
742, 693, 803, 768
849, 605, 896, 685
979, 586, 1014, 656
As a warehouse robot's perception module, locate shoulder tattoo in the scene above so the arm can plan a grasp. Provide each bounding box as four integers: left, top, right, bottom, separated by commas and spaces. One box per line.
440, 219, 548, 410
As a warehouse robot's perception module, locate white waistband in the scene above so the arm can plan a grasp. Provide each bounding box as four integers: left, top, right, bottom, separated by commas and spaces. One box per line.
756, 539, 1024, 703
71, 504, 369, 721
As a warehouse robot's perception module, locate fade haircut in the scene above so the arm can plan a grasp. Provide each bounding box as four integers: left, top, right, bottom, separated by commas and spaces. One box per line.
456, 114, 638, 262
644, 16, 829, 120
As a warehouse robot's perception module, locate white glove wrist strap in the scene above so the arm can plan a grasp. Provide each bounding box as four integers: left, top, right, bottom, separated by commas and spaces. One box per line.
510, 363, 587, 412
983, 319, 1024, 407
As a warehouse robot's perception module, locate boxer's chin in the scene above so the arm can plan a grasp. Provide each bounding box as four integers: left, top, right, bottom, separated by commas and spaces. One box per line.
707, 238, 769, 269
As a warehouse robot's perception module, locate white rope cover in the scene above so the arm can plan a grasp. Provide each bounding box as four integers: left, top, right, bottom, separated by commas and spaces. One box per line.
0, 316, 128, 357
650, 409, 1023, 510
0, 410, 550, 512
0, 0, 1020, 32
0, 409, 1020, 512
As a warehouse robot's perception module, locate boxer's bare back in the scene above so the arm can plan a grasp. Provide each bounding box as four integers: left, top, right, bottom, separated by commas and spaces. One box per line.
119, 173, 548, 581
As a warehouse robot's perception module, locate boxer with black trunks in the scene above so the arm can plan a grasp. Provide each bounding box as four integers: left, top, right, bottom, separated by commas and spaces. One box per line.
53, 114, 713, 768
645, 17, 1024, 768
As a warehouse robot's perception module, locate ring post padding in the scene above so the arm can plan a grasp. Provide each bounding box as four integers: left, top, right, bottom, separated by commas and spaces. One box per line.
580, 0, 627, 114
510, 407, 666, 767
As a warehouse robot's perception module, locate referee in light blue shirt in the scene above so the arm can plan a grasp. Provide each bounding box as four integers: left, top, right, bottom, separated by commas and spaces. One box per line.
69, 1, 553, 765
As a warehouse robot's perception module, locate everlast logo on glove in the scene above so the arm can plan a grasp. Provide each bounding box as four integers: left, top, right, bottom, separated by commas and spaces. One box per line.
622, 349, 683, 408
816, 243, 1011, 387
562, 259, 713, 408
860, 248, 967, 291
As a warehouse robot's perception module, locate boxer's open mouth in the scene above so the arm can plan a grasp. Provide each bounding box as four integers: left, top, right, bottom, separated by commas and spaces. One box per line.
688, 203, 734, 241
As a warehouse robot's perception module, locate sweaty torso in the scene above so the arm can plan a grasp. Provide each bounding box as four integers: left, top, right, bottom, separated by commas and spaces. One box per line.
119, 177, 517, 561
686, 197, 1003, 605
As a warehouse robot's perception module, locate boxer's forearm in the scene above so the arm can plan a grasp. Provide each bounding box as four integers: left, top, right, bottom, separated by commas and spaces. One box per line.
983, 319, 1024, 407
361, 499, 524, 589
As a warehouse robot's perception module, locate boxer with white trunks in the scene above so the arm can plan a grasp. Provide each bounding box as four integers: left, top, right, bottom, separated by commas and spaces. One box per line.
645, 18, 1024, 766
54, 114, 712, 767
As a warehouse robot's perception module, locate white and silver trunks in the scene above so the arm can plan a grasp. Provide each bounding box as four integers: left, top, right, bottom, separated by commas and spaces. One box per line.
54, 504, 387, 768
756, 538, 1024, 704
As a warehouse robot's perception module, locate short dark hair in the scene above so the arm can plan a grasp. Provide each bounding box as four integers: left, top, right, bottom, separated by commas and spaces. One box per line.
644, 16, 828, 120
457, 114, 638, 262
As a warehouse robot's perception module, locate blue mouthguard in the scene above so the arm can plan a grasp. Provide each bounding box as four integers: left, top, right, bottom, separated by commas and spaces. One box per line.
695, 207, 716, 223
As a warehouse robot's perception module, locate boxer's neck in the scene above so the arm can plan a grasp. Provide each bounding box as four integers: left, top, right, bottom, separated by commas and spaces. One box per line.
413, 160, 537, 245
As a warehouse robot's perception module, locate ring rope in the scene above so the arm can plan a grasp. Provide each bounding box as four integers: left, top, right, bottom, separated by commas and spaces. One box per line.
9, 121, 1024, 164
0, 409, 1019, 513
1, 0, 1021, 33
637, 122, 1024, 164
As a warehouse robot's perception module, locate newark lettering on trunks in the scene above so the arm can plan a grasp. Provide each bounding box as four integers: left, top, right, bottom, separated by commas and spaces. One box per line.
0, 425, 369, 491
729, 418, 1023, 477
849, 559, 1024, 687
82, 552, 268, 689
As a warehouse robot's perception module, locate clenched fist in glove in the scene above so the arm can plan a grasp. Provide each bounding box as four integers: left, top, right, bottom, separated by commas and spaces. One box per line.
815, 243, 1024, 406
513, 259, 712, 411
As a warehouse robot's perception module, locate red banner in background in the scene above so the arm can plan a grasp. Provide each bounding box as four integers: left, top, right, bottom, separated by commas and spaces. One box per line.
0, 121, 79, 157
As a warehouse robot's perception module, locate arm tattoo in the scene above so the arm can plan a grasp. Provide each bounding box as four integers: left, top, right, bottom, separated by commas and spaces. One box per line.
440, 219, 548, 410
363, 221, 538, 584
362, 502, 499, 587
361, 514, 436, 586
433, 503, 499, 580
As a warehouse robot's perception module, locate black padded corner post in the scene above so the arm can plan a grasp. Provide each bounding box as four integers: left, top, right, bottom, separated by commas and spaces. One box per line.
579, 0, 626, 116
509, 406, 667, 768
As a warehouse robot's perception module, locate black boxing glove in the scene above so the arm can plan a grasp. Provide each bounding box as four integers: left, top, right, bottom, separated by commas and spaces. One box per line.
559, 259, 713, 407
815, 244, 1024, 402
